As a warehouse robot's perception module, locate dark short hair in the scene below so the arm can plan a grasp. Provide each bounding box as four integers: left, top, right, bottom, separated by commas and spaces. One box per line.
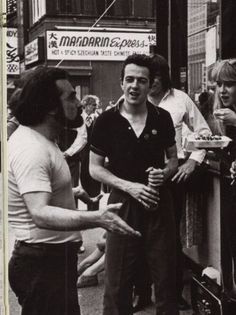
150, 54, 172, 91
120, 54, 155, 86
13, 67, 68, 126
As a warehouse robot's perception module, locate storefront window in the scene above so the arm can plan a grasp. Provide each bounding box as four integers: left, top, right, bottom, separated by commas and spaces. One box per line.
44, 0, 155, 18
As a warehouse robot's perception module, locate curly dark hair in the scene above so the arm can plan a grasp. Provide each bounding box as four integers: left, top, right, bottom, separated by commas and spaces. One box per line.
120, 54, 155, 87
13, 67, 68, 126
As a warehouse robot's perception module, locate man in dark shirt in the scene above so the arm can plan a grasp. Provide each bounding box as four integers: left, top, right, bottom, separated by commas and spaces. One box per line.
90, 54, 179, 315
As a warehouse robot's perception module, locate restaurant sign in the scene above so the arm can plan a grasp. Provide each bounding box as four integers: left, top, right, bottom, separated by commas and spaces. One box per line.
25, 37, 44, 66
46, 30, 156, 61
7, 28, 20, 75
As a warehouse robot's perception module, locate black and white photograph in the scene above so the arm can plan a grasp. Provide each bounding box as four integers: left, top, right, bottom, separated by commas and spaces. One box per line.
1, 0, 236, 314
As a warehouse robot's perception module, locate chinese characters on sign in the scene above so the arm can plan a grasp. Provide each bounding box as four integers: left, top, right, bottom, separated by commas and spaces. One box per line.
7, 28, 20, 75
46, 31, 156, 61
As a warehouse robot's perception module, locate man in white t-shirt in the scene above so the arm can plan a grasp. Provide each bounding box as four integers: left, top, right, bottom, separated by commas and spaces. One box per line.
8, 67, 140, 315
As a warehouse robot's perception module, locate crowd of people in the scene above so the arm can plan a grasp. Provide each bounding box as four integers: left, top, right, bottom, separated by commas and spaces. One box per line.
7, 54, 236, 315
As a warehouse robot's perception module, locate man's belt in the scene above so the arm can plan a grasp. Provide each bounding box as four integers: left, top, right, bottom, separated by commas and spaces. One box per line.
15, 240, 82, 254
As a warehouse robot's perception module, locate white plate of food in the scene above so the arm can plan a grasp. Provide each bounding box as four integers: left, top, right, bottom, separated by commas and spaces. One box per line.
185, 134, 232, 150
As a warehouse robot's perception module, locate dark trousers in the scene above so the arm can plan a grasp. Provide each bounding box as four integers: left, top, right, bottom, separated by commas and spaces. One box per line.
9, 241, 81, 315
169, 181, 185, 299
131, 182, 184, 302
103, 188, 179, 315
80, 146, 101, 210
133, 255, 152, 300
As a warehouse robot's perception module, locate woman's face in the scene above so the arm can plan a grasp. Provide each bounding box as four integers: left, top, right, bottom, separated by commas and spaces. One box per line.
217, 80, 236, 108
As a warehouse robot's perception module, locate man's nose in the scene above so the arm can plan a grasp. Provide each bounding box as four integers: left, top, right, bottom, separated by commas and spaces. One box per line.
131, 79, 138, 87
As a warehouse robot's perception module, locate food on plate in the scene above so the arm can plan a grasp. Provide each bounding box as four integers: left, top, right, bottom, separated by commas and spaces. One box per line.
194, 135, 222, 141
185, 134, 232, 150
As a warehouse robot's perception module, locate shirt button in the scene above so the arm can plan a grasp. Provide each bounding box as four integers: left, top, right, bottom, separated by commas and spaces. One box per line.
128, 127, 132, 130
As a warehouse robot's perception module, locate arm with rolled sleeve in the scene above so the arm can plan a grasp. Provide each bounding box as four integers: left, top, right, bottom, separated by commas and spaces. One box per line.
64, 124, 87, 157
183, 93, 211, 164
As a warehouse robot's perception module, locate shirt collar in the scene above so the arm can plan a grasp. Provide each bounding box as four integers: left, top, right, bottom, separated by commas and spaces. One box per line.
114, 98, 160, 115
162, 88, 173, 101
82, 111, 95, 119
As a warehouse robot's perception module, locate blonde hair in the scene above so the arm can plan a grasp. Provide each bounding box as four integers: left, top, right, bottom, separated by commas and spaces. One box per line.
212, 59, 236, 135
212, 59, 236, 83
81, 94, 100, 107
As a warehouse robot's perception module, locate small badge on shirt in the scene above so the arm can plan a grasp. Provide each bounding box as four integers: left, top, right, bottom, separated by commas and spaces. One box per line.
144, 134, 149, 140
152, 129, 158, 135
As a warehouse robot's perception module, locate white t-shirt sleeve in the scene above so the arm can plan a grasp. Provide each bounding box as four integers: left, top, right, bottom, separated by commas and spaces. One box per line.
11, 144, 52, 195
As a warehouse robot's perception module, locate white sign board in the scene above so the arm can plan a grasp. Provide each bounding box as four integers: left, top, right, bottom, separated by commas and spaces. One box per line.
205, 27, 217, 67
46, 30, 156, 61
7, 28, 20, 75
25, 38, 39, 66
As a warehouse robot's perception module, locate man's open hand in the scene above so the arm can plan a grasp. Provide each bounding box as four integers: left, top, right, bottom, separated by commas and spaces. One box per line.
99, 203, 141, 237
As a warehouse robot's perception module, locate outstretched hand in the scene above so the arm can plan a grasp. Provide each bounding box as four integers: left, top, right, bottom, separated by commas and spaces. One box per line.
99, 203, 141, 237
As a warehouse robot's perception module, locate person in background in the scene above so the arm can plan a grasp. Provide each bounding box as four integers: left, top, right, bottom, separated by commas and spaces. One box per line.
90, 54, 179, 315
58, 117, 87, 188
79, 94, 102, 210
212, 59, 236, 299
147, 53, 211, 311
77, 232, 106, 288
8, 66, 140, 315
213, 59, 236, 162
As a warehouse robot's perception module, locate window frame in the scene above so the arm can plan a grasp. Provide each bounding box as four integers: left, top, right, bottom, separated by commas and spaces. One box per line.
31, 0, 46, 24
